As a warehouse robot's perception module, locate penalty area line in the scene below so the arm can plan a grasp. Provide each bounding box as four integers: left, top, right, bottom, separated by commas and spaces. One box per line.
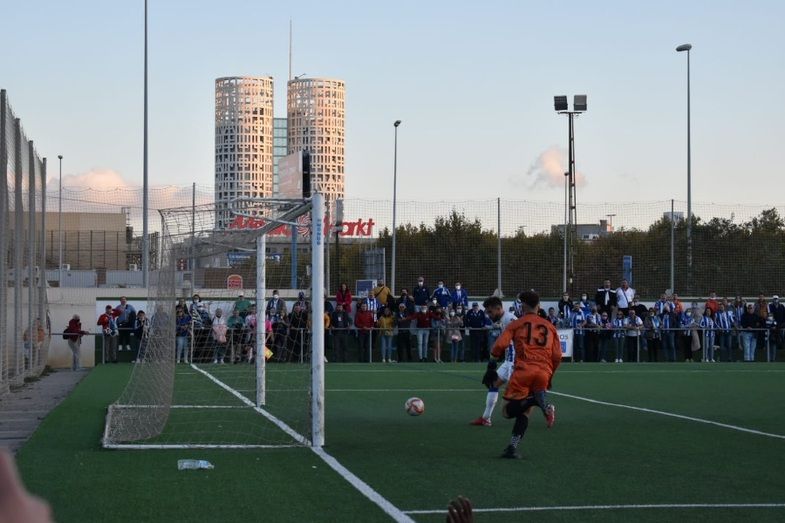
403, 502, 785, 515
551, 391, 785, 441
190, 365, 414, 523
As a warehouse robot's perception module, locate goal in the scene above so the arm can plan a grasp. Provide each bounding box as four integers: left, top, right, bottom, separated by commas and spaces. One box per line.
102, 194, 326, 449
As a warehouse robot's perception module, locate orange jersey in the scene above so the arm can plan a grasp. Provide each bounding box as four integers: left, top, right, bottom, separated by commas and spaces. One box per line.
491, 312, 562, 380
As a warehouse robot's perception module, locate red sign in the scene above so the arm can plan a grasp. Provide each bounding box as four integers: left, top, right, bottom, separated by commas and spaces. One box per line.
226, 274, 243, 290
227, 216, 375, 238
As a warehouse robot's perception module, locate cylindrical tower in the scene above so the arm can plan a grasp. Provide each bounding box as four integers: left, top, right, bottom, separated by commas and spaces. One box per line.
286, 78, 345, 202
215, 76, 274, 229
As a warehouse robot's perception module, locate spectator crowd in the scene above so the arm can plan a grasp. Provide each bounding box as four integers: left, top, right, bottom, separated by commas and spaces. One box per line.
92, 277, 784, 365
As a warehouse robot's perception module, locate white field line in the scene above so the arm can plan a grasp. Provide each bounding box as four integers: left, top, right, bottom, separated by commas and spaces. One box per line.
190, 365, 414, 523
103, 443, 298, 450
403, 503, 785, 515
190, 364, 309, 446
551, 391, 785, 440
113, 404, 250, 409
258, 388, 479, 393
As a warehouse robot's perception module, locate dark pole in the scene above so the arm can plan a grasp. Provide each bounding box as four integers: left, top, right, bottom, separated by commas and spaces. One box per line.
676, 43, 693, 293
142, 0, 149, 286
391, 120, 401, 294
567, 112, 576, 295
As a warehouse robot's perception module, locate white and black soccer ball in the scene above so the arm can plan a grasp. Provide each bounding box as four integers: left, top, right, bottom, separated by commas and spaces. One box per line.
405, 397, 425, 416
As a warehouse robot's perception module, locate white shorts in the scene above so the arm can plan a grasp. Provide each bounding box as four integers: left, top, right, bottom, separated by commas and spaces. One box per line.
496, 361, 514, 383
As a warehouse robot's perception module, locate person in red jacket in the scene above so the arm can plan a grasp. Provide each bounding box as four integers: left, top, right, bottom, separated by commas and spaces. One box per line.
64, 314, 89, 371
354, 302, 375, 362
336, 282, 353, 315
414, 305, 434, 362
97, 305, 121, 363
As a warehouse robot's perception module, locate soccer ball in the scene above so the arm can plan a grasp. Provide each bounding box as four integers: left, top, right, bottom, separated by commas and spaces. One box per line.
405, 397, 425, 416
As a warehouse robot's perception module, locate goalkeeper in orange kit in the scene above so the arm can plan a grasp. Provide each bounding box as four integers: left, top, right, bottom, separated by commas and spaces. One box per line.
491, 290, 562, 459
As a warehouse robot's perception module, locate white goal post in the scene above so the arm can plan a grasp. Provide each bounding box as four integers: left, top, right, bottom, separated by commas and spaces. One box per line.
101, 193, 326, 450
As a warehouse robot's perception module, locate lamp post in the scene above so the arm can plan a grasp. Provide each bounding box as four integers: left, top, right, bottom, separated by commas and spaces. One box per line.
57, 155, 63, 285
554, 95, 587, 294
142, 0, 149, 286
676, 43, 692, 291
391, 120, 401, 294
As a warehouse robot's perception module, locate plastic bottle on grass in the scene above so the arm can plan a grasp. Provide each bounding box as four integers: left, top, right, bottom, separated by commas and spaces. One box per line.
177, 459, 214, 470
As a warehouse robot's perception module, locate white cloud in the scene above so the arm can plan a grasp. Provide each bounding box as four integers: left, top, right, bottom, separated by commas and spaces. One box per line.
50, 169, 212, 211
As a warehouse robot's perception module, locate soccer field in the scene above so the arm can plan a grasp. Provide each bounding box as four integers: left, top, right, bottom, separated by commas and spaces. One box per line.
16, 362, 785, 522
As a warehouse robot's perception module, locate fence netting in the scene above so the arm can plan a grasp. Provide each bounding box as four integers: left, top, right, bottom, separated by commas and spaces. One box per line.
1, 90, 50, 395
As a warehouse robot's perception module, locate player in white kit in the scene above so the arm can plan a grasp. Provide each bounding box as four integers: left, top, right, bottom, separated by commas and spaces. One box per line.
469, 296, 517, 427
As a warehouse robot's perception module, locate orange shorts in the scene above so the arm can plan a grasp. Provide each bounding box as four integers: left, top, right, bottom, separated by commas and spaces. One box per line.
503, 368, 550, 401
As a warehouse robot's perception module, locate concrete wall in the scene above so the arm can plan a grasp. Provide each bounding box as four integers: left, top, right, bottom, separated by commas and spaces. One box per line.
46, 287, 152, 369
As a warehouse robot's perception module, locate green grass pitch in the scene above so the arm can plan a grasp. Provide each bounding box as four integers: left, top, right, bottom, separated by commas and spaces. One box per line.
15, 362, 785, 522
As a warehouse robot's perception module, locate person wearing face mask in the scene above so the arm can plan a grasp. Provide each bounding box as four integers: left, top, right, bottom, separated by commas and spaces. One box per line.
447, 309, 464, 362
413, 277, 430, 307
431, 307, 447, 363
451, 283, 469, 310
266, 291, 288, 356
414, 305, 434, 362
632, 296, 648, 319
577, 293, 592, 316
211, 308, 228, 364
376, 307, 396, 363
680, 307, 698, 362
699, 308, 716, 362
584, 306, 601, 362
432, 281, 452, 309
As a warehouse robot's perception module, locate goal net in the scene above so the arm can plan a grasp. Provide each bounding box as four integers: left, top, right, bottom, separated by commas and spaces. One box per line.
102, 194, 326, 449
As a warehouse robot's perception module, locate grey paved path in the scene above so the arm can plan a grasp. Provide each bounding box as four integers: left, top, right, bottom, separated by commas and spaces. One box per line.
0, 369, 89, 453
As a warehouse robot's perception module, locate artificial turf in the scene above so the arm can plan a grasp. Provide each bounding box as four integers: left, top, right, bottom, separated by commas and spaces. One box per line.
15, 362, 785, 522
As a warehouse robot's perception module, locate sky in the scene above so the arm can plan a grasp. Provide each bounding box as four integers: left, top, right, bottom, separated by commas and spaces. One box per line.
2, 0, 784, 205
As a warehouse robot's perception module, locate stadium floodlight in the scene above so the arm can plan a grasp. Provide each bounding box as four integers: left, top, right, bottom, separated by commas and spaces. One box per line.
554, 94, 588, 294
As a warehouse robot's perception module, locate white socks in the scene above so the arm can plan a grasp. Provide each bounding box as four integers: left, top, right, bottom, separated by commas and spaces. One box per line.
482, 391, 498, 420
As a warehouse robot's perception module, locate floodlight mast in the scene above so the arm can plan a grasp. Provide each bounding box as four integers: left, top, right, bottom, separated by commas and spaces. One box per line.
554, 95, 587, 295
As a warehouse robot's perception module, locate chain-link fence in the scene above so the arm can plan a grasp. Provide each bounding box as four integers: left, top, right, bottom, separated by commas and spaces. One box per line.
329, 199, 785, 301
1, 90, 51, 394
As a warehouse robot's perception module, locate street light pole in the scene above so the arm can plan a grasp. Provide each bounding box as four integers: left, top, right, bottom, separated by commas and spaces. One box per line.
391, 120, 401, 294
676, 43, 693, 291
142, 0, 150, 286
57, 155, 63, 285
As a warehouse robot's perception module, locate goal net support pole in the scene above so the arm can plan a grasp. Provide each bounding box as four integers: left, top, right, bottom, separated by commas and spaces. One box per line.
311, 192, 325, 447
256, 234, 266, 407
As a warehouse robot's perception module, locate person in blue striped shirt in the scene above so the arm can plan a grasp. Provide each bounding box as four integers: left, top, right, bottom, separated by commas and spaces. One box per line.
715, 303, 734, 362
570, 303, 587, 362
612, 310, 626, 363
699, 308, 716, 362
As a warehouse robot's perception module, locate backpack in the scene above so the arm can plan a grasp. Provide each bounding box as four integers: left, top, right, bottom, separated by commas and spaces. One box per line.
62, 326, 71, 340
